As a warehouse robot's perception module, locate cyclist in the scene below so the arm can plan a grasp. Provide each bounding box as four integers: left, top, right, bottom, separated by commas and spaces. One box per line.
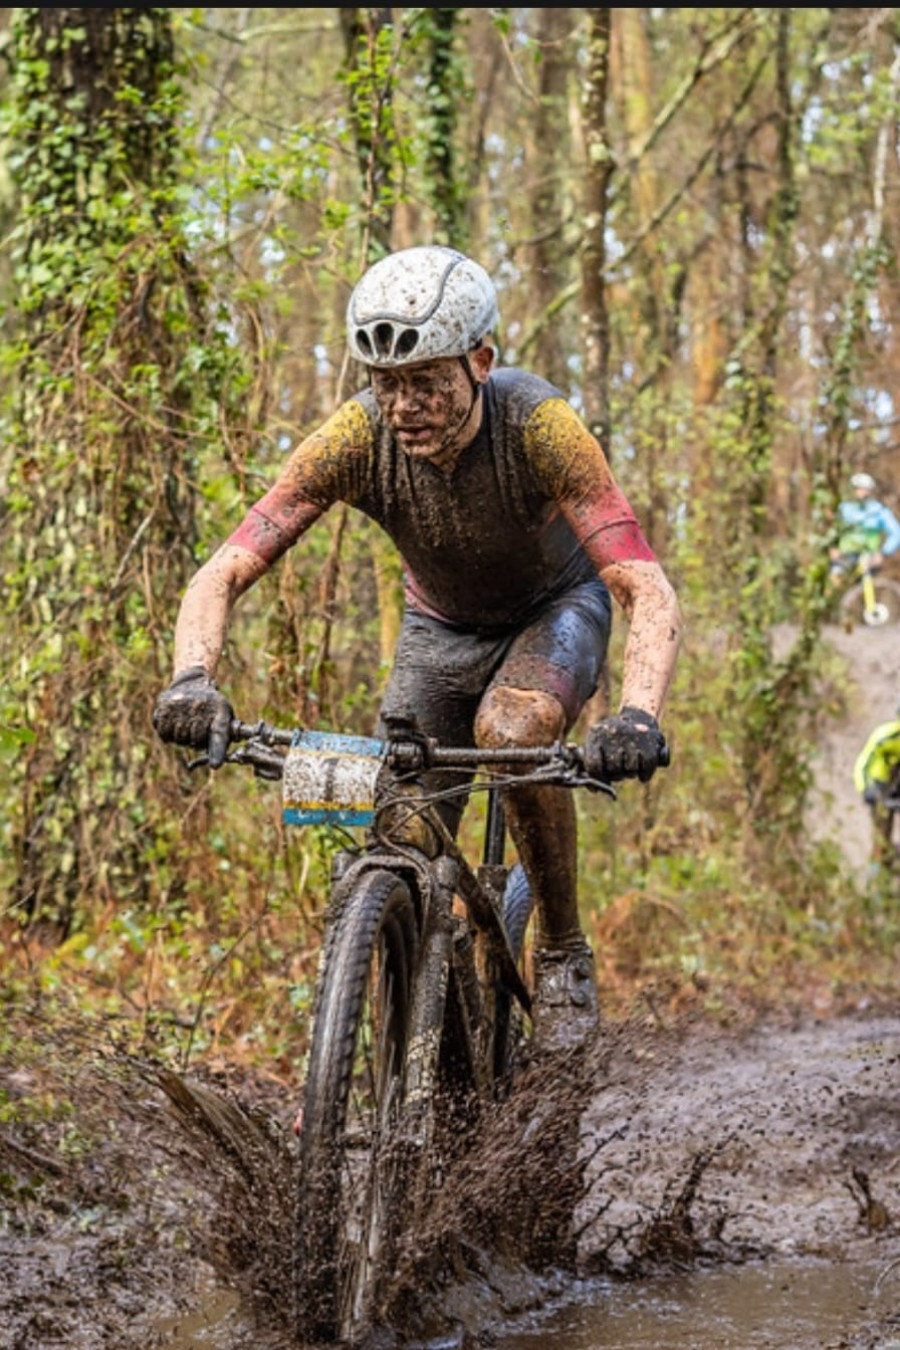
153, 245, 682, 1054
829, 471, 900, 580
853, 706, 900, 869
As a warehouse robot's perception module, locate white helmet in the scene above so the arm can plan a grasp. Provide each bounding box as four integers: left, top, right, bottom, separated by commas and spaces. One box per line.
850, 471, 876, 492
346, 245, 498, 368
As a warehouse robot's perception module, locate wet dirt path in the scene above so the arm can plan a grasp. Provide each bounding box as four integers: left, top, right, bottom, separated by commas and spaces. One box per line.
577, 1012, 900, 1270
406, 1010, 900, 1350
492, 1254, 898, 1350
4, 1007, 899, 1350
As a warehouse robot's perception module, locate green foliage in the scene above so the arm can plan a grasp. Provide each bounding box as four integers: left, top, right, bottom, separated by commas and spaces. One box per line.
0, 10, 256, 929
417, 8, 472, 245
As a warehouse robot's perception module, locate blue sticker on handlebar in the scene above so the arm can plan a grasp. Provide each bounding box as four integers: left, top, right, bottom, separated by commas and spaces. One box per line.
282, 730, 386, 828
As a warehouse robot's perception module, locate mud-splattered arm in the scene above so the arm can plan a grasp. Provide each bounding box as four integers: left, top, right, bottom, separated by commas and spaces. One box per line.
595, 558, 681, 718
524, 399, 682, 719
170, 401, 372, 680
171, 543, 269, 679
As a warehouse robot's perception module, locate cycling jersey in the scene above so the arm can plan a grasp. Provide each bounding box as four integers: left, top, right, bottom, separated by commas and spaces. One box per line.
835, 498, 900, 559
853, 719, 900, 793
228, 368, 655, 630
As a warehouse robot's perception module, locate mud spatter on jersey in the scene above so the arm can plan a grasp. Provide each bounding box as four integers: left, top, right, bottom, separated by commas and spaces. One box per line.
227, 368, 655, 629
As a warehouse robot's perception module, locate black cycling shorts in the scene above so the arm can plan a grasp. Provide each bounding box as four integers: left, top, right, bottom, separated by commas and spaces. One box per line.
378, 577, 612, 749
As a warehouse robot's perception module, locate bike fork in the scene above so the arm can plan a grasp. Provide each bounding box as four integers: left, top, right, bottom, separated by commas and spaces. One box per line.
402, 855, 457, 1147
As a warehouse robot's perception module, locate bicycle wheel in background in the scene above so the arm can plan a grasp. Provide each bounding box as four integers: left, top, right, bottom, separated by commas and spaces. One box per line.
294, 867, 419, 1345
839, 576, 900, 628
492, 862, 535, 1084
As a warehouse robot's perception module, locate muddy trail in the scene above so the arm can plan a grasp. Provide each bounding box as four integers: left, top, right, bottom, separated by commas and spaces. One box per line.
3, 620, 900, 1350
2, 999, 899, 1350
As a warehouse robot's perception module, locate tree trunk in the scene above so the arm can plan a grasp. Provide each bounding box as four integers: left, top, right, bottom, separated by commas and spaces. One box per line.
5, 9, 249, 929
580, 9, 612, 458
528, 7, 574, 391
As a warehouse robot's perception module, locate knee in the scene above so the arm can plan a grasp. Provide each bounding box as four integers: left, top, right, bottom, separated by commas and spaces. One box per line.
474, 686, 566, 750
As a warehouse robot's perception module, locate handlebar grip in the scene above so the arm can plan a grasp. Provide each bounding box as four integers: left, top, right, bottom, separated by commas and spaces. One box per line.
228, 717, 295, 748
230, 718, 260, 742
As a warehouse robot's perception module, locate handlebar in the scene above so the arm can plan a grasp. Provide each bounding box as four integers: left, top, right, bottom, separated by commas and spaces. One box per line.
200, 718, 608, 791
231, 718, 294, 746
185, 715, 669, 795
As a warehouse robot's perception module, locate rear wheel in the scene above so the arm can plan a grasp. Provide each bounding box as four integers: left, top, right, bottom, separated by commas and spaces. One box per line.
502, 861, 534, 960
294, 867, 419, 1345
492, 862, 535, 1085
839, 576, 900, 628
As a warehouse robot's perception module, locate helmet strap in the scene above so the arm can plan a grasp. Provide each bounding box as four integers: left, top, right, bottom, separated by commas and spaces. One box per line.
459, 352, 484, 421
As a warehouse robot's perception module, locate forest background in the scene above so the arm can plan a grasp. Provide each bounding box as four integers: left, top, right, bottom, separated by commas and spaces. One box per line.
1, 7, 898, 1087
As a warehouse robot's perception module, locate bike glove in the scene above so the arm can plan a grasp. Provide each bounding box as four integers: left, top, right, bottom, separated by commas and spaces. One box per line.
584, 706, 669, 783
863, 784, 880, 807
152, 665, 234, 769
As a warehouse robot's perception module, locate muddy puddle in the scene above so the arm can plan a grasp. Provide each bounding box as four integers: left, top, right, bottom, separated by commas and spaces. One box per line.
150, 1012, 900, 1350
494, 1256, 900, 1350
152, 1253, 900, 1350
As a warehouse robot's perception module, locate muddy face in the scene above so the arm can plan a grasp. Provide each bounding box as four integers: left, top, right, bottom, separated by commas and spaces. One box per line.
370, 357, 480, 469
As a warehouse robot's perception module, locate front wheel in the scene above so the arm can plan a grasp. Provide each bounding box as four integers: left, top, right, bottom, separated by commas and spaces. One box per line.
839, 576, 900, 629
294, 866, 419, 1345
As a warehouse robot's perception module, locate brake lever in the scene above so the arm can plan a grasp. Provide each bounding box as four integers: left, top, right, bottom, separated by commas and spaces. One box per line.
551, 770, 616, 798
570, 773, 617, 798
228, 741, 285, 779
184, 741, 284, 780
524, 763, 617, 798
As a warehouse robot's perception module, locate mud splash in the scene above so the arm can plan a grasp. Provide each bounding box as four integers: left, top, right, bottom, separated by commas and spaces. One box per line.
147, 1039, 601, 1348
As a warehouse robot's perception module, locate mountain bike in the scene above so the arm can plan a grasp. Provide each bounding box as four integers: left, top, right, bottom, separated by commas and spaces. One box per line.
836, 553, 900, 629
199, 710, 615, 1346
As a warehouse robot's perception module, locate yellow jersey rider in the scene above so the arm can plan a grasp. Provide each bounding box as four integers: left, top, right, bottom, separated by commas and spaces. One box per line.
854, 709, 900, 868
153, 245, 682, 1052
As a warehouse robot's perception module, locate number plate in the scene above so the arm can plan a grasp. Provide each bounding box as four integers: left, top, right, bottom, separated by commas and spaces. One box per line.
282, 730, 385, 827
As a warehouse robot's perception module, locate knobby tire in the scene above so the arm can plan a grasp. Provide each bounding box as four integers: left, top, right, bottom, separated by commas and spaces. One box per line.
294, 867, 418, 1345
493, 862, 534, 1082
501, 861, 533, 961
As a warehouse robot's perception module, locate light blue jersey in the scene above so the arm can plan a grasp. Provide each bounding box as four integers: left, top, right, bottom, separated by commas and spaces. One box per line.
836, 497, 900, 557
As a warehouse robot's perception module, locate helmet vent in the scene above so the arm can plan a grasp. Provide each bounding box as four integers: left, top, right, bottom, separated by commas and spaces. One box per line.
355, 329, 374, 358
374, 322, 395, 357
394, 328, 420, 358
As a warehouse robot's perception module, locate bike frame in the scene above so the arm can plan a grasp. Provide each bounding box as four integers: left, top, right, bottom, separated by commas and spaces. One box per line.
858, 559, 888, 624
315, 739, 542, 1131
